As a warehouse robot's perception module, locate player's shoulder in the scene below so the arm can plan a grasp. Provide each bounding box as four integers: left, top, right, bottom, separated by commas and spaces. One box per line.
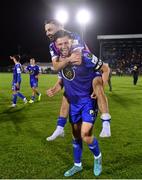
36, 65, 40, 68
16, 63, 22, 68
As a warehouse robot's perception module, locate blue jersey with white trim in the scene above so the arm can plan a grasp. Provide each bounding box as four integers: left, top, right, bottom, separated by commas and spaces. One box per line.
26, 65, 40, 81
49, 31, 87, 61
60, 50, 102, 104
13, 63, 22, 83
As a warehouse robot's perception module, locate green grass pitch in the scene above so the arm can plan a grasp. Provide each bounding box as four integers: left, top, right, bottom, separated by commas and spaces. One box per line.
0, 73, 142, 179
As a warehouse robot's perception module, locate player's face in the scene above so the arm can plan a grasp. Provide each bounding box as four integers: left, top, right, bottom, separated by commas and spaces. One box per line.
30, 59, 35, 65
55, 36, 72, 57
45, 23, 59, 41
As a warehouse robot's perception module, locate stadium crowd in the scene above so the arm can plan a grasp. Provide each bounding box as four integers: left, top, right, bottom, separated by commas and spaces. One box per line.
102, 46, 142, 75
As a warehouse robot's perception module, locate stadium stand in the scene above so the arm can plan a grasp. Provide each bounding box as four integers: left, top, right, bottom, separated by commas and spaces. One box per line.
97, 34, 142, 75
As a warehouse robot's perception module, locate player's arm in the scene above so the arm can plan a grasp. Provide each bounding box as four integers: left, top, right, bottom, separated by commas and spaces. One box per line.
52, 51, 82, 71
47, 78, 63, 97
24, 66, 29, 73
10, 56, 17, 64
35, 66, 41, 79
83, 51, 110, 85
52, 57, 70, 71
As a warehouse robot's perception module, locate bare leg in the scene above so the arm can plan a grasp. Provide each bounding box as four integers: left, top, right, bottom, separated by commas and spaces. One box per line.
92, 77, 111, 137
46, 95, 69, 141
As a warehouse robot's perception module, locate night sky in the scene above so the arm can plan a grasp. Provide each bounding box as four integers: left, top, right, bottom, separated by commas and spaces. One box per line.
0, 0, 142, 66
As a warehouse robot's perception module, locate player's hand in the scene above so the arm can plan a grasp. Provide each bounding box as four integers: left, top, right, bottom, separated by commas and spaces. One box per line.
91, 91, 97, 99
69, 51, 82, 65
46, 88, 55, 97
35, 75, 38, 79
10, 56, 14, 60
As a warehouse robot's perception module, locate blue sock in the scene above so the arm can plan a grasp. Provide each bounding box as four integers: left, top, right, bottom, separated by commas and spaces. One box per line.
88, 138, 100, 157
73, 139, 83, 164
57, 116, 67, 127
31, 96, 35, 100
12, 94, 17, 104
17, 92, 25, 99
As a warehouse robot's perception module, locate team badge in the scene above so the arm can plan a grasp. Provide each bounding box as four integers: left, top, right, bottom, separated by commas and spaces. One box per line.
62, 65, 75, 81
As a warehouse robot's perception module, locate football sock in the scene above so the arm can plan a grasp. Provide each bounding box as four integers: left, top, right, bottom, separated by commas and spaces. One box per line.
57, 116, 67, 128
73, 139, 82, 164
88, 138, 100, 157
12, 94, 17, 104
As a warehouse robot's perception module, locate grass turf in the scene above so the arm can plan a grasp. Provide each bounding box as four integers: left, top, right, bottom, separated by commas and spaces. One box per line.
0, 73, 142, 179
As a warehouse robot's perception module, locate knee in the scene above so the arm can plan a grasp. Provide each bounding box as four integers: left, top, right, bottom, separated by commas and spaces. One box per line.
81, 131, 91, 144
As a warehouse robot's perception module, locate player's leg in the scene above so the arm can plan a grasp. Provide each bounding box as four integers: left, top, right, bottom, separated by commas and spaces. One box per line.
11, 89, 17, 107
64, 121, 83, 177
17, 90, 27, 104
92, 77, 111, 137
16, 84, 27, 104
29, 81, 36, 104
36, 88, 41, 101
46, 95, 69, 141
34, 81, 41, 101
81, 122, 102, 176
80, 99, 102, 176
12, 83, 27, 106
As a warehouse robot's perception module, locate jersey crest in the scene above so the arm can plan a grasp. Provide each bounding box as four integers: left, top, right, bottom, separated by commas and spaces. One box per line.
62, 65, 75, 81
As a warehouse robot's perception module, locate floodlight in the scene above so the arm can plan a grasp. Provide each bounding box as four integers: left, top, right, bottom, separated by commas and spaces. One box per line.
55, 9, 69, 24
76, 9, 91, 25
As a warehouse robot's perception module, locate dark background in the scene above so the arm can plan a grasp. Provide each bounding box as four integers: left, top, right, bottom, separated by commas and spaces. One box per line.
0, 0, 142, 66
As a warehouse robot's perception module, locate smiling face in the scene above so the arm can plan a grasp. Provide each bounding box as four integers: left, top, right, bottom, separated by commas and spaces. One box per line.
45, 23, 61, 41
55, 35, 72, 57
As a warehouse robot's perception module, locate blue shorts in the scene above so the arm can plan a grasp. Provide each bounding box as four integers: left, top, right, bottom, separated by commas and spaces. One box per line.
30, 79, 38, 88
12, 82, 21, 91
69, 98, 98, 124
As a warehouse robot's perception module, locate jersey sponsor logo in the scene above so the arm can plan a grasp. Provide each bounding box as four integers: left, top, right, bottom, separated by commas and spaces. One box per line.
62, 65, 75, 81
91, 55, 99, 65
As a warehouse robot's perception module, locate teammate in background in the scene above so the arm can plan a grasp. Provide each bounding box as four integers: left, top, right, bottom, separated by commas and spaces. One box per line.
45, 19, 111, 141
48, 30, 103, 177
10, 55, 27, 107
132, 65, 139, 85
26, 58, 41, 103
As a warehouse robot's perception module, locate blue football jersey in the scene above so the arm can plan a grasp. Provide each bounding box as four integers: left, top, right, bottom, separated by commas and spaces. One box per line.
49, 31, 87, 61
13, 63, 22, 83
60, 50, 102, 104
26, 65, 41, 80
